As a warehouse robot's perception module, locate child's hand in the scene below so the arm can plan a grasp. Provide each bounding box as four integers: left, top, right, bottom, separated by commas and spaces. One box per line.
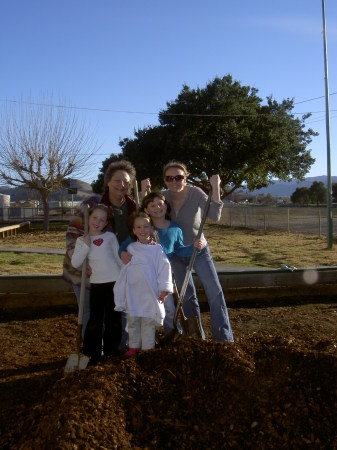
194, 237, 205, 250
121, 251, 132, 265
86, 263, 92, 276
158, 291, 169, 303
83, 234, 90, 246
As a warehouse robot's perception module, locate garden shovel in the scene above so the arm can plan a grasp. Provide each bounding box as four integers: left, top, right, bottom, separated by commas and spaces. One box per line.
158, 187, 213, 345
64, 204, 90, 373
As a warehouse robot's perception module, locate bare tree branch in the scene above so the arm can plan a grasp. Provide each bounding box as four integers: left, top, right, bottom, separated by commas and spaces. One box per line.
0, 96, 100, 230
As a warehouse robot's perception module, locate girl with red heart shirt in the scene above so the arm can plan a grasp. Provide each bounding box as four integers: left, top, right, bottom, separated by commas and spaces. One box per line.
71, 204, 123, 364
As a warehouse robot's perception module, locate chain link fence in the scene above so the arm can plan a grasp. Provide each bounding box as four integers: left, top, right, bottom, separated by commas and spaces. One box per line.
219, 205, 336, 236
0, 204, 336, 237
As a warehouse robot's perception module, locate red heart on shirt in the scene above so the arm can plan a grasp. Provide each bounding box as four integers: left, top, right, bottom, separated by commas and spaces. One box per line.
93, 238, 103, 246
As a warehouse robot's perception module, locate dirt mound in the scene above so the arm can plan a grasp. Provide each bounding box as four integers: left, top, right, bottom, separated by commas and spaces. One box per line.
7, 339, 337, 449
1, 301, 336, 449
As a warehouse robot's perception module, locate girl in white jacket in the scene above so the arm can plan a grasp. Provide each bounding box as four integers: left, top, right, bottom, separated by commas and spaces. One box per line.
114, 212, 173, 356
71, 204, 123, 364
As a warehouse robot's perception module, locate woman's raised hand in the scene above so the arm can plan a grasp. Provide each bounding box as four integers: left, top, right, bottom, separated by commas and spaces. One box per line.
141, 178, 151, 198
209, 174, 221, 202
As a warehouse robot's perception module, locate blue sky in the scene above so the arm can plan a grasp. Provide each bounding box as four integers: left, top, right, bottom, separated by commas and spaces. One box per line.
1, 0, 336, 184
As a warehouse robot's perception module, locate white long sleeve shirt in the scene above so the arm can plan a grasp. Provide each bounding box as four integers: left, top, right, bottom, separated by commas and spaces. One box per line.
114, 242, 173, 326
71, 231, 122, 284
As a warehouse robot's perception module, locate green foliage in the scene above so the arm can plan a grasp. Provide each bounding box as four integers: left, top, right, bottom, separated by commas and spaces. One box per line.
332, 183, 337, 202
308, 181, 327, 205
118, 75, 317, 195
291, 181, 327, 205
290, 187, 311, 205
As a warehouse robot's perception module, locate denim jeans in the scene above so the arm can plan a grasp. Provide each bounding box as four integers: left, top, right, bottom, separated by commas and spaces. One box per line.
163, 294, 175, 335
171, 245, 234, 343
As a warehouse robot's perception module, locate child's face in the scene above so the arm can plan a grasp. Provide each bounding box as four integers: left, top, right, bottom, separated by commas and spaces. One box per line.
133, 217, 153, 243
145, 197, 167, 220
88, 209, 108, 235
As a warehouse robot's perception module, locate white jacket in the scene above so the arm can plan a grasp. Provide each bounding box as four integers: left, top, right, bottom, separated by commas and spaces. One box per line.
71, 231, 122, 284
114, 242, 173, 326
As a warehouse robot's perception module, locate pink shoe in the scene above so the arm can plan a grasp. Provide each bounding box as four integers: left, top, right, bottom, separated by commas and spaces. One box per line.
124, 348, 140, 357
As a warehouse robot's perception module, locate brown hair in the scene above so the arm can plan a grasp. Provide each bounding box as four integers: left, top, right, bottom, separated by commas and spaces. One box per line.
88, 204, 111, 229
130, 211, 154, 239
140, 191, 171, 219
103, 160, 136, 194
163, 160, 189, 179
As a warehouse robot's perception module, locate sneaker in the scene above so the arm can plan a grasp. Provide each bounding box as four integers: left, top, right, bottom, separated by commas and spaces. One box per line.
124, 348, 140, 357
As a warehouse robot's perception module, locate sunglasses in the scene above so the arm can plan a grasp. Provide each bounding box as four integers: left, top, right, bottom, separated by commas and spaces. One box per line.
164, 175, 185, 182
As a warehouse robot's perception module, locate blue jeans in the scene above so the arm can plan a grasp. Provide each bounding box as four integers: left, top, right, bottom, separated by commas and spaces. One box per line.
171, 245, 234, 343
163, 293, 175, 335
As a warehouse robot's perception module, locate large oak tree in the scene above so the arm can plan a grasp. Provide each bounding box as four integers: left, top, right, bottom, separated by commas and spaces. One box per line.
106, 75, 317, 195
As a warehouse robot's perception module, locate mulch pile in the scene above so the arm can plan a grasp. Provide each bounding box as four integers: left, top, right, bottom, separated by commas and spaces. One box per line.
0, 299, 336, 449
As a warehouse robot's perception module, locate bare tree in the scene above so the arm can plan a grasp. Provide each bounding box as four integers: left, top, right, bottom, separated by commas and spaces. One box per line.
0, 97, 99, 230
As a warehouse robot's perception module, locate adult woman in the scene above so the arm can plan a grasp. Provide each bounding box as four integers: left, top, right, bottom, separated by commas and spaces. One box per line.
63, 160, 137, 351
141, 161, 233, 343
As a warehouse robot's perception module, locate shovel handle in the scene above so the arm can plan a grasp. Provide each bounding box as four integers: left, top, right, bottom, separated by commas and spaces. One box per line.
174, 187, 213, 323
78, 204, 89, 327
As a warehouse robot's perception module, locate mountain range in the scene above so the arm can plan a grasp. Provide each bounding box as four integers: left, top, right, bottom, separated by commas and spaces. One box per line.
0, 179, 93, 203
249, 176, 337, 198
0, 176, 336, 202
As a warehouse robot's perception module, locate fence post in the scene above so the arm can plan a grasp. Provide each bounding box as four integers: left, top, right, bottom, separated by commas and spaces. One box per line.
287, 208, 290, 235
264, 209, 266, 232
319, 208, 321, 238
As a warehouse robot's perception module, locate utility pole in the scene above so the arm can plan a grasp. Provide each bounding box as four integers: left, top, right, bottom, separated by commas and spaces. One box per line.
322, 0, 333, 248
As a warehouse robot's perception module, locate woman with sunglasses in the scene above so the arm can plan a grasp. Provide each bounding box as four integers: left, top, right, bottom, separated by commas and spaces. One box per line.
141, 161, 233, 343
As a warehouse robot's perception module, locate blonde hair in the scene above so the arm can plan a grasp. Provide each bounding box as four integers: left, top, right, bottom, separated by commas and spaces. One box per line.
163, 161, 189, 178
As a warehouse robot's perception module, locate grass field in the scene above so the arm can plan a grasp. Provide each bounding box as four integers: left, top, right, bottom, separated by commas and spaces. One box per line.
0, 224, 336, 274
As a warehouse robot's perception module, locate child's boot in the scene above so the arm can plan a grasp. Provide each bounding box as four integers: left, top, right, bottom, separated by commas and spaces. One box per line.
124, 348, 140, 357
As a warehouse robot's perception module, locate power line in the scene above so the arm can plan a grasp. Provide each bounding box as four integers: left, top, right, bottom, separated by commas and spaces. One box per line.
0, 95, 336, 119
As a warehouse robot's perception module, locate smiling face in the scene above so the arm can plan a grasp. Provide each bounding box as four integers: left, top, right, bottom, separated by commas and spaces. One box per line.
88, 208, 108, 236
132, 216, 153, 243
164, 167, 187, 193
107, 170, 131, 204
144, 196, 168, 220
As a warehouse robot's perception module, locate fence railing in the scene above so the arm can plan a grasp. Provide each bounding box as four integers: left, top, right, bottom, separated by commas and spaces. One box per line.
219, 205, 336, 236
0, 205, 336, 236
0, 206, 77, 222
0, 221, 31, 238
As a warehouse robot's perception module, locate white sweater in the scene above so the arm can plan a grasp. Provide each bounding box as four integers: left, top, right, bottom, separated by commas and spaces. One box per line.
71, 231, 123, 284
114, 242, 173, 326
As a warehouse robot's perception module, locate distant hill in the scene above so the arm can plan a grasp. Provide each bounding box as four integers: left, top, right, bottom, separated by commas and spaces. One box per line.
249, 176, 337, 198
1, 176, 336, 202
0, 179, 94, 202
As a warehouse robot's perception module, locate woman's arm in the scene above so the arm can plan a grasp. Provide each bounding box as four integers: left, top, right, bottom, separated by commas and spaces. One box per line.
141, 178, 152, 199
119, 235, 134, 264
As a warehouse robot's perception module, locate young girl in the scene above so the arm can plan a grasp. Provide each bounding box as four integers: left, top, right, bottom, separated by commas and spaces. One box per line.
119, 192, 203, 335
71, 204, 123, 364
114, 212, 173, 355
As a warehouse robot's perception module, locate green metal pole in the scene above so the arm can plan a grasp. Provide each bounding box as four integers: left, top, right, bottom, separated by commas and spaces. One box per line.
322, 0, 333, 248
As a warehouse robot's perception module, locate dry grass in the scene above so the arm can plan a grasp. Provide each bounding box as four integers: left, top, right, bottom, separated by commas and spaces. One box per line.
0, 225, 336, 275
205, 224, 337, 269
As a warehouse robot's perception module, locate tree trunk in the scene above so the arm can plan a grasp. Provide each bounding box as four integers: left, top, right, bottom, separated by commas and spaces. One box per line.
42, 197, 50, 231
